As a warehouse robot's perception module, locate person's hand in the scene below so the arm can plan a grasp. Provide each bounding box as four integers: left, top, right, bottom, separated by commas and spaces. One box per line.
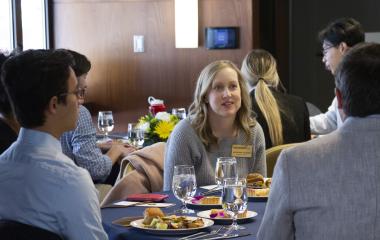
106, 144, 137, 165
119, 145, 137, 158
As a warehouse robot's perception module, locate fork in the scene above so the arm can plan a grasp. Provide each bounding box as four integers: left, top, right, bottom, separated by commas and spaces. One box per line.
200, 186, 222, 196
178, 226, 224, 240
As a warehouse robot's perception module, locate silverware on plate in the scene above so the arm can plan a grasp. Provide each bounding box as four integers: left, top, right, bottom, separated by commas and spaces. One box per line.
200, 187, 222, 196
202, 233, 251, 240
178, 226, 224, 240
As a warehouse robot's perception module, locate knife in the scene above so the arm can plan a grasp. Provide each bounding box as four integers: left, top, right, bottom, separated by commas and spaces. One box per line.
202, 233, 251, 240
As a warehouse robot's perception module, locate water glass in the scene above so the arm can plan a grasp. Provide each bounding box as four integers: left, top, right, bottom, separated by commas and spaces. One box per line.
98, 111, 114, 141
172, 108, 187, 120
222, 178, 248, 232
172, 165, 197, 214
127, 123, 144, 148
215, 157, 237, 187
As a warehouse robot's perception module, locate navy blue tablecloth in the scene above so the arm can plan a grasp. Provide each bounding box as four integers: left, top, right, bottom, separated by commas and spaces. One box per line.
101, 191, 267, 240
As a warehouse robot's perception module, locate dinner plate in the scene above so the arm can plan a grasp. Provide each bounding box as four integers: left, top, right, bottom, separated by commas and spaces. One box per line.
130, 217, 214, 235
197, 210, 257, 224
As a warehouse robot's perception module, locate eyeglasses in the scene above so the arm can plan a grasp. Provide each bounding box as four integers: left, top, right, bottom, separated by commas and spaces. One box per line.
322, 45, 335, 56
59, 88, 86, 99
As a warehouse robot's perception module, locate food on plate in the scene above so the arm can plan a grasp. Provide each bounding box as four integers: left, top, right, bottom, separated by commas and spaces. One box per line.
199, 196, 221, 204
143, 207, 165, 225
247, 187, 270, 197
265, 178, 272, 188
246, 173, 264, 188
209, 209, 247, 219
142, 208, 204, 230
191, 196, 221, 205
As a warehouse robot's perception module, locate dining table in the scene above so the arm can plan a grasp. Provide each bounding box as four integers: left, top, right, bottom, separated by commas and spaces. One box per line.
101, 190, 267, 240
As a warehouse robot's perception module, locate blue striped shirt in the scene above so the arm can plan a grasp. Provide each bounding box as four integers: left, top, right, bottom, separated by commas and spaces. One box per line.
61, 105, 112, 182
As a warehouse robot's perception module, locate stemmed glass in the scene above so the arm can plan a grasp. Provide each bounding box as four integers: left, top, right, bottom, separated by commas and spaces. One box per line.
172, 165, 197, 214
222, 178, 248, 233
172, 108, 187, 120
215, 157, 238, 187
97, 111, 114, 142
127, 123, 144, 148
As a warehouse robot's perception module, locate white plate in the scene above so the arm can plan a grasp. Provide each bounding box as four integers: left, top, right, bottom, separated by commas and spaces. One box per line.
197, 210, 257, 224
130, 217, 214, 235
200, 185, 221, 190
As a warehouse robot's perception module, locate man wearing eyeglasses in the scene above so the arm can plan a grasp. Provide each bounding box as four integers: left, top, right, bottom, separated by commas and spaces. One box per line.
310, 18, 364, 135
60, 50, 135, 185
258, 42, 380, 240
0, 49, 107, 239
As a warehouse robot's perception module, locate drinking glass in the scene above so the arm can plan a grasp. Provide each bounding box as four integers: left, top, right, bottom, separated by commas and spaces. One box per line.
172, 108, 187, 120
222, 178, 248, 232
127, 123, 144, 148
215, 157, 237, 187
172, 165, 197, 214
98, 111, 114, 141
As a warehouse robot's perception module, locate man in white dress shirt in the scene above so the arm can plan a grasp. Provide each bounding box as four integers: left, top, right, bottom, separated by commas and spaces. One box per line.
258, 43, 380, 240
310, 17, 364, 134
0, 49, 108, 239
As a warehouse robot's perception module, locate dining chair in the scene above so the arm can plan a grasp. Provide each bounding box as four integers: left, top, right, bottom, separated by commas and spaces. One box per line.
266, 143, 301, 177
0, 220, 62, 240
95, 183, 113, 203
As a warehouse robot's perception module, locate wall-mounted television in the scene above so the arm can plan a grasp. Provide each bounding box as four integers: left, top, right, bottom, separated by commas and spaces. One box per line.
205, 27, 239, 49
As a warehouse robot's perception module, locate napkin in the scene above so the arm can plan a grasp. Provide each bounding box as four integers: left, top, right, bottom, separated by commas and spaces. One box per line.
103, 201, 174, 208
126, 193, 169, 202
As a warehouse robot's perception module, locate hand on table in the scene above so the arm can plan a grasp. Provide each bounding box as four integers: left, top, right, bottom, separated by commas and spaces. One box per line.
106, 143, 138, 165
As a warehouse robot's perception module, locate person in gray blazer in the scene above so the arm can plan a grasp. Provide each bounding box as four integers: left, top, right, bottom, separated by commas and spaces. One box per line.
258, 42, 380, 240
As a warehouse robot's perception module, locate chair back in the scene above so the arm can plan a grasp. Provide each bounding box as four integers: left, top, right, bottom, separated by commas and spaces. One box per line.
266, 143, 300, 177
0, 220, 62, 240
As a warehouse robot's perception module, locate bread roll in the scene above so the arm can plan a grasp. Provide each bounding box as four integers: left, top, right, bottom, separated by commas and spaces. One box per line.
143, 207, 165, 225
265, 178, 272, 188
246, 173, 264, 188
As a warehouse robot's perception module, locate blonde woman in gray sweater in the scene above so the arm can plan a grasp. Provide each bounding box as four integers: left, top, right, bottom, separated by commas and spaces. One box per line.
163, 60, 266, 191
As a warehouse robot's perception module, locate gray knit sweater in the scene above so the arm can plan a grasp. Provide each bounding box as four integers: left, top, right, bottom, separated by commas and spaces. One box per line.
163, 119, 266, 191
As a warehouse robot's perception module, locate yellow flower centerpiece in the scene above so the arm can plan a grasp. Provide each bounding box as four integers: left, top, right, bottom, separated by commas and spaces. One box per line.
137, 112, 179, 144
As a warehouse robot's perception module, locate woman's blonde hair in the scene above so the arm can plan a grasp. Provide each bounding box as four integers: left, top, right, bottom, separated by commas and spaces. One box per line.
188, 60, 255, 147
241, 49, 284, 146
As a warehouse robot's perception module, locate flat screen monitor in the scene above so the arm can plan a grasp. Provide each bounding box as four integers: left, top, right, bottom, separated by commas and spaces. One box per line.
205, 27, 238, 49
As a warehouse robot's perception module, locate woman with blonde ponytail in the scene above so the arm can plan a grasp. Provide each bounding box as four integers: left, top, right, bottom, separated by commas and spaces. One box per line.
241, 49, 311, 148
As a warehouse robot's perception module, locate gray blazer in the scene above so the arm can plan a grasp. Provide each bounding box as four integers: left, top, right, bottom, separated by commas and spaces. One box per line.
258, 115, 380, 240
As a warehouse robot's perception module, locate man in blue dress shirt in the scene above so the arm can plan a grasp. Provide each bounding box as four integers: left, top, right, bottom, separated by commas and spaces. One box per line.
60, 50, 134, 183
0, 49, 108, 239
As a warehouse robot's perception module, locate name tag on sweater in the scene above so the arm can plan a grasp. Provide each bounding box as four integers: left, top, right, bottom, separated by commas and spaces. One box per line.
231, 145, 252, 158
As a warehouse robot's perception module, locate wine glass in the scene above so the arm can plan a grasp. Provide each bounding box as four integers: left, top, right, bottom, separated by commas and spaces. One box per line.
127, 123, 144, 148
215, 157, 237, 187
172, 108, 187, 120
172, 165, 197, 214
222, 178, 248, 233
98, 111, 114, 142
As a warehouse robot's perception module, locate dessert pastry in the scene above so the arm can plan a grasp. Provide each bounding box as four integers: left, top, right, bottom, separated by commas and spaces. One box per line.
247, 188, 270, 197
199, 196, 221, 205
246, 173, 264, 188
143, 207, 165, 225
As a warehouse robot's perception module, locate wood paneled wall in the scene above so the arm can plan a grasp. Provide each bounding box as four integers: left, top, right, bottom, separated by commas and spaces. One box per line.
53, 0, 259, 131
